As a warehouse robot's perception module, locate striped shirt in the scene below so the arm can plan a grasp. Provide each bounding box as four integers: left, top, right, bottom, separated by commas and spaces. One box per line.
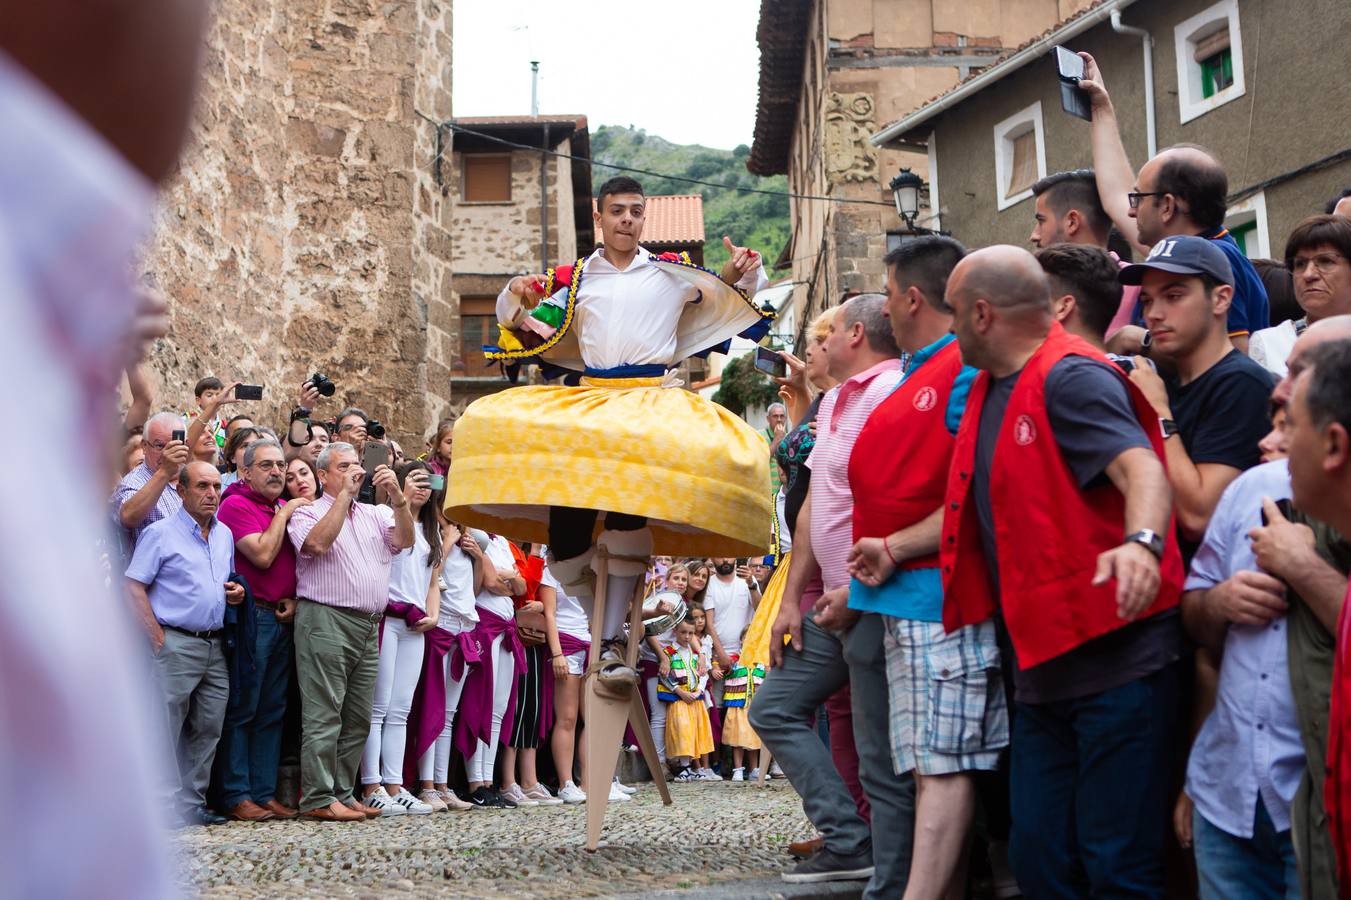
287, 493, 398, 615
110, 462, 184, 554
805, 358, 904, 590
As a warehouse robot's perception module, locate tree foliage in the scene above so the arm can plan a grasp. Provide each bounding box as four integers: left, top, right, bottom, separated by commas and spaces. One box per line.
711, 352, 779, 417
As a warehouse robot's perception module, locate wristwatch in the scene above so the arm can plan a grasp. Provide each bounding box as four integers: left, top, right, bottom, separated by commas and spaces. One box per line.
1159, 418, 1179, 439
1124, 529, 1165, 560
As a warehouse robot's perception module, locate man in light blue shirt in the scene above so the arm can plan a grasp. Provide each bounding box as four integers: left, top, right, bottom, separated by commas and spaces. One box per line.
1182, 458, 1303, 897
126, 461, 243, 827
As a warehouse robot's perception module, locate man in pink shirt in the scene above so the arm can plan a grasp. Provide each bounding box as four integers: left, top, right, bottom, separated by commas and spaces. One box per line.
286, 441, 416, 822
215, 438, 311, 822
752, 294, 915, 896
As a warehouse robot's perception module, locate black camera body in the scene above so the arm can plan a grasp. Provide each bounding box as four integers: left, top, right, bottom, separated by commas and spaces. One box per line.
311, 373, 336, 397
367, 419, 387, 440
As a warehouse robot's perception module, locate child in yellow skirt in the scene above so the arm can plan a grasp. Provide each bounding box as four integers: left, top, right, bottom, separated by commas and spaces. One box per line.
661, 620, 713, 782
720, 623, 766, 780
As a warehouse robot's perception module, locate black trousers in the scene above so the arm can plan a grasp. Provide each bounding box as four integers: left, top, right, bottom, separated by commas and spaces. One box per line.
547, 507, 646, 561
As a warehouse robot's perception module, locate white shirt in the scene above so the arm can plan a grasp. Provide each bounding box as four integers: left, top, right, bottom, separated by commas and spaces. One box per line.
0, 52, 172, 898
474, 533, 519, 620
1248, 319, 1300, 378
497, 246, 769, 371
388, 523, 434, 611
438, 542, 479, 634
542, 568, 590, 641
706, 575, 754, 656
775, 488, 793, 555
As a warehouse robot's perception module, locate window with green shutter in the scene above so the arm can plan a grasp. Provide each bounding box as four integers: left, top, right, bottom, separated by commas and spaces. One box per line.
1200, 47, 1234, 98
1229, 219, 1257, 257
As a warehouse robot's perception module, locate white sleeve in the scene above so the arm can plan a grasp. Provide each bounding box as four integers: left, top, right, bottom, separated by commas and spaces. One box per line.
496, 281, 528, 328
735, 259, 770, 296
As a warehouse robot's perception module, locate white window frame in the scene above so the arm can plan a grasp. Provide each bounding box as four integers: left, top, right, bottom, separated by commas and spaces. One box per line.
992, 101, 1046, 211
1224, 191, 1270, 260
926, 129, 942, 231
1173, 0, 1246, 124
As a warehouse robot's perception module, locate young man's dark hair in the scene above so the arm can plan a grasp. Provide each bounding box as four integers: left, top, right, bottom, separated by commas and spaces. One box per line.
1252, 259, 1300, 326
596, 175, 644, 205
1035, 243, 1123, 342
1284, 214, 1351, 274
882, 234, 966, 309
1324, 188, 1351, 215
1154, 144, 1228, 231
1031, 169, 1112, 239
194, 376, 223, 398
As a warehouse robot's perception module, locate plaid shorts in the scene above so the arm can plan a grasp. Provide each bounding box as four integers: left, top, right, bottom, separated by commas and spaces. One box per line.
882, 617, 1009, 776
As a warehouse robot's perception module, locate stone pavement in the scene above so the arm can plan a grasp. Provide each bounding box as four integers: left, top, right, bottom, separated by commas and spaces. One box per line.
174, 780, 838, 898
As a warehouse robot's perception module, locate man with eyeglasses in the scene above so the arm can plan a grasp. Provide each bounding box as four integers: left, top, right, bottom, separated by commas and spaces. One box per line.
111, 411, 191, 558
1249, 215, 1351, 377
214, 438, 313, 822
1077, 52, 1269, 354
335, 407, 371, 454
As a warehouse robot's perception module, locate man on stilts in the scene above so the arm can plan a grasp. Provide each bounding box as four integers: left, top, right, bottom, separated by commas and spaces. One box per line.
445, 175, 775, 847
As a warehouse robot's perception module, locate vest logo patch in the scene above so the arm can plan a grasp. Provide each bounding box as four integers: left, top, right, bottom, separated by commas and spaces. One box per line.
1013, 414, 1037, 446
913, 386, 938, 411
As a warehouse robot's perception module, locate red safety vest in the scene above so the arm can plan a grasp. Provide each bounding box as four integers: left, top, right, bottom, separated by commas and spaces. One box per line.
849, 338, 964, 573
940, 322, 1184, 669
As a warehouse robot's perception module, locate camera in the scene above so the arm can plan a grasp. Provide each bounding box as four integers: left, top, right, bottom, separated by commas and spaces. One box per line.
367, 419, 387, 440
310, 373, 336, 397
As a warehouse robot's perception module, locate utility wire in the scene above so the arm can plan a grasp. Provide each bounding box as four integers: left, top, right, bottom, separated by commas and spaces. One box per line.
416, 113, 898, 209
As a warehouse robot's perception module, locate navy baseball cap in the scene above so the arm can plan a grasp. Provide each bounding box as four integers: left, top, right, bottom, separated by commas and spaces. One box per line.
1119, 235, 1235, 286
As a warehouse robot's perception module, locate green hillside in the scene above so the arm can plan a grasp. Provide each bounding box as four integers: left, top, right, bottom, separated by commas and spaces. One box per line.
589, 125, 790, 272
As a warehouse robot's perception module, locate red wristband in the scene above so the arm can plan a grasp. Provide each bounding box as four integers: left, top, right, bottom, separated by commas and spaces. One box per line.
883, 538, 900, 567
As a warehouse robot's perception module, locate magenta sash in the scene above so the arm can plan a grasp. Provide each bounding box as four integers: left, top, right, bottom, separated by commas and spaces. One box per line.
452, 609, 526, 760
379, 601, 425, 651
535, 631, 591, 742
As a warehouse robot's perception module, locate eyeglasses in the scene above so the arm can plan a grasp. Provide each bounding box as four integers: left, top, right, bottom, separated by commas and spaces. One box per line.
338, 422, 367, 434
1127, 191, 1166, 209
250, 460, 286, 472
146, 440, 169, 451
1292, 253, 1347, 274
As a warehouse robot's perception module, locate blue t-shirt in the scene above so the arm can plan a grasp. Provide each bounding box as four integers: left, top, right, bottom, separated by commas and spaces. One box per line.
1132, 230, 1270, 336
848, 334, 976, 621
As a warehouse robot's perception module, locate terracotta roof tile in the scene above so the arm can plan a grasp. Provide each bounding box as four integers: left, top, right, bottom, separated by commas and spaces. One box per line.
591, 194, 705, 245
747, 0, 814, 177
451, 114, 587, 129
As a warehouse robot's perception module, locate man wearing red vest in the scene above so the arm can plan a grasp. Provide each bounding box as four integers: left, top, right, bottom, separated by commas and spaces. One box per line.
941, 245, 1187, 897
846, 236, 1009, 900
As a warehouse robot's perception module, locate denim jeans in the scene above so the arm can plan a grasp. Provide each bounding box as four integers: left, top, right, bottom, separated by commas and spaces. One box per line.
1193, 799, 1299, 900
1009, 661, 1183, 899
217, 608, 293, 807
750, 614, 915, 899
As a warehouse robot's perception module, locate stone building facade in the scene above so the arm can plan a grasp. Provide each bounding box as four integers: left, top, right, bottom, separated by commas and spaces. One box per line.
140, 0, 455, 449
748, 0, 1097, 348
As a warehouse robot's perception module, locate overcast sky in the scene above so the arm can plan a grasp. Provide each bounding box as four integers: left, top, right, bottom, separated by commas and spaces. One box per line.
452, 0, 763, 150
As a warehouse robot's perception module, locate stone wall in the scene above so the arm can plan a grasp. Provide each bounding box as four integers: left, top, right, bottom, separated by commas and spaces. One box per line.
141, 0, 453, 450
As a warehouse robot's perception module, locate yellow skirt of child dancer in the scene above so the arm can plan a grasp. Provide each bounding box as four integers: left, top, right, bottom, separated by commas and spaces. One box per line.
665, 698, 714, 760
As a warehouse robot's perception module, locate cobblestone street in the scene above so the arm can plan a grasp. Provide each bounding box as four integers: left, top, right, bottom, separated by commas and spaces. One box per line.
175, 780, 817, 898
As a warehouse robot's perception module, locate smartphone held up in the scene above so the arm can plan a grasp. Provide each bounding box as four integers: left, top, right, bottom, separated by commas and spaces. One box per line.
1052, 46, 1092, 121
754, 345, 787, 378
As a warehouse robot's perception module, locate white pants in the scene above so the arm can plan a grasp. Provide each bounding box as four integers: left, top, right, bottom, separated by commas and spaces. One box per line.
646, 670, 668, 763
417, 637, 470, 784
360, 617, 425, 786
466, 633, 515, 785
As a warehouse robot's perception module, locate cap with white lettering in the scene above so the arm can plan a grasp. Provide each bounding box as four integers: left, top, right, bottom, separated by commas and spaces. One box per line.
1119, 235, 1235, 286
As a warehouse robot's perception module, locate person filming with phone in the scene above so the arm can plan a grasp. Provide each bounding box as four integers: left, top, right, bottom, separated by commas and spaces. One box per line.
284, 441, 417, 821
111, 411, 191, 556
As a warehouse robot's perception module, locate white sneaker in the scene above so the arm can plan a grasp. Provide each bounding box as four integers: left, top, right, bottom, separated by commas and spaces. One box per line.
389, 787, 434, 815
699, 768, 723, 782
501, 783, 538, 807
731, 768, 745, 782
558, 781, 586, 804
523, 783, 563, 806
770, 762, 786, 779
748, 768, 763, 782
365, 786, 406, 816
613, 777, 637, 795
607, 781, 632, 802
416, 789, 448, 812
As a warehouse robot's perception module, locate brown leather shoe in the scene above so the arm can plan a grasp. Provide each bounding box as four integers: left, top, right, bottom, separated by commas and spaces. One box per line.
263, 799, 298, 819
301, 801, 364, 822
229, 800, 275, 822
344, 799, 381, 820
788, 837, 824, 860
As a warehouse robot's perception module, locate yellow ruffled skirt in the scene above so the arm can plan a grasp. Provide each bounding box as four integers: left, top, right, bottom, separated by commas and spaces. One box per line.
445, 379, 773, 557
665, 698, 714, 759
738, 552, 790, 673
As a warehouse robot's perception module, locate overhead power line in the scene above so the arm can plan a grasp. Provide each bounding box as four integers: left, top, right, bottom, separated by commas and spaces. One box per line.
414, 112, 898, 209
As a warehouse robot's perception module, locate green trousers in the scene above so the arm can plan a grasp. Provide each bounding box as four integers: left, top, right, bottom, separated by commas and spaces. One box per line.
294, 599, 379, 812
